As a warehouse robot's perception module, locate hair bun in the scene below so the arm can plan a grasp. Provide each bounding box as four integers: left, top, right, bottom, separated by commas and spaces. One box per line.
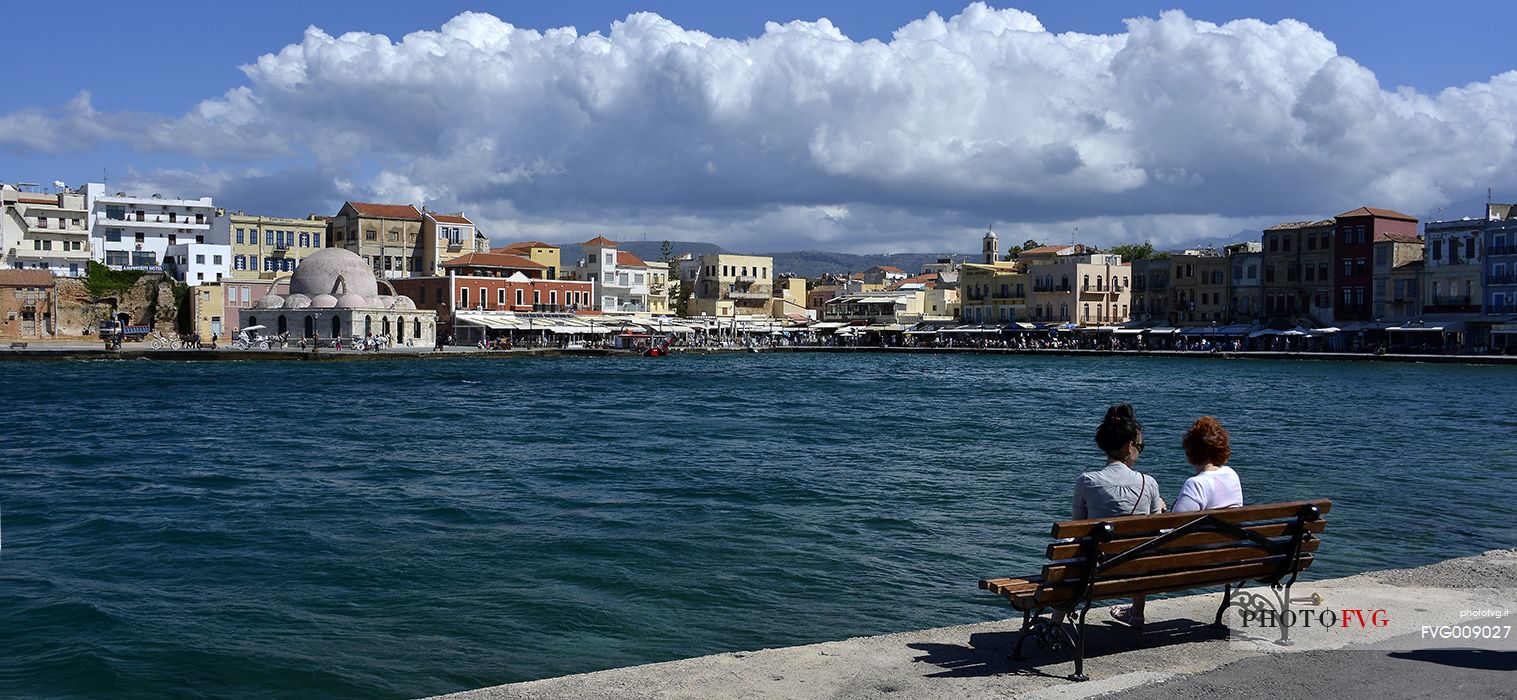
1104, 403, 1134, 423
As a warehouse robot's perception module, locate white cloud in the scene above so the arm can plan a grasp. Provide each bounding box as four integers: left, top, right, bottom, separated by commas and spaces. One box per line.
6, 4, 1517, 253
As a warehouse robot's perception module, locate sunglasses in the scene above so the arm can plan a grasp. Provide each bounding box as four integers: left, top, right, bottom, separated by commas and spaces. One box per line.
1134, 440, 1146, 454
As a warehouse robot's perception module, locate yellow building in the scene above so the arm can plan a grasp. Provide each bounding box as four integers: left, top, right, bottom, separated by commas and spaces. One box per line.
646, 260, 673, 315
1028, 253, 1133, 326
959, 261, 1028, 323
495, 241, 563, 280
770, 276, 809, 318
220, 210, 328, 281
421, 211, 487, 275
188, 282, 226, 341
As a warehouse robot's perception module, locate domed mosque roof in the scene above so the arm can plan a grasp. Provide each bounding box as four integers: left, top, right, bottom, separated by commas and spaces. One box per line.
255, 294, 284, 309
309, 294, 338, 308
284, 293, 312, 309
336, 293, 368, 309
389, 296, 417, 310
289, 248, 379, 298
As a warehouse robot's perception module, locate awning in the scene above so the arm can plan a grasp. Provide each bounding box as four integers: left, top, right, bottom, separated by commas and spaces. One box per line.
1147, 327, 1180, 335
904, 329, 938, 335
810, 322, 846, 330
1114, 328, 1146, 335
1388, 325, 1449, 332
1492, 324, 1517, 334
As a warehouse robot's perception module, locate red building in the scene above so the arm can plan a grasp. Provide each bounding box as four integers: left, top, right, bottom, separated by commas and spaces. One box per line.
1332, 207, 1418, 322
391, 252, 594, 335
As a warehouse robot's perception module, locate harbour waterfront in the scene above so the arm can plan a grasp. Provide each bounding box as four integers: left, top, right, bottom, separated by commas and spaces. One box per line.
2, 354, 1515, 699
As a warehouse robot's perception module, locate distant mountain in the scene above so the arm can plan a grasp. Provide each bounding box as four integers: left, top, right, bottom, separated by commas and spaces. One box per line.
768, 251, 972, 278
549, 239, 970, 277
1159, 229, 1262, 253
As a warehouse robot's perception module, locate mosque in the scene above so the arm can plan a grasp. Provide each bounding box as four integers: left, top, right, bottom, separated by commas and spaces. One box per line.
239, 248, 438, 346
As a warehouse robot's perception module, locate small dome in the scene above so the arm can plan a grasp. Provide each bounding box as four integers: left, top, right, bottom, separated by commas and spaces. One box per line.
389, 296, 416, 310
309, 293, 338, 308
284, 293, 312, 309
255, 294, 284, 309
364, 295, 384, 308
336, 293, 367, 308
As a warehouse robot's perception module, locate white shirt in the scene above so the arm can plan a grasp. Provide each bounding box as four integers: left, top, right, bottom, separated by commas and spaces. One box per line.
1171, 466, 1243, 512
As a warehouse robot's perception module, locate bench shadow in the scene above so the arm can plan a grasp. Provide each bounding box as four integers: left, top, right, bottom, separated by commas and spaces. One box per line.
1385, 649, 1517, 672
909, 618, 1227, 679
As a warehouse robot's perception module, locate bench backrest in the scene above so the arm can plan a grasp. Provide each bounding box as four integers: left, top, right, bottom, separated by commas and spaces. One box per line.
1032, 499, 1330, 607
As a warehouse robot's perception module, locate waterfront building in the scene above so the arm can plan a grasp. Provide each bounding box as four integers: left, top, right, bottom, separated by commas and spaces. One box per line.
421, 211, 487, 275
216, 210, 327, 282
770, 276, 810, 319
163, 242, 231, 287
959, 260, 1027, 323
807, 284, 842, 314
1333, 207, 1419, 323
567, 236, 652, 314
1169, 250, 1228, 325
242, 247, 436, 345
187, 283, 225, 340
494, 241, 562, 280
1485, 204, 1517, 317
683, 253, 776, 318
822, 289, 925, 324
1225, 242, 1263, 324
1422, 216, 1484, 315
328, 201, 424, 280
392, 251, 593, 337
82, 183, 214, 272
647, 260, 674, 316
1130, 258, 1171, 323
1261, 219, 1336, 325
0, 269, 57, 338
921, 257, 960, 281
1027, 253, 1131, 326
1372, 236, 1425, 321
1, 185, 90, 276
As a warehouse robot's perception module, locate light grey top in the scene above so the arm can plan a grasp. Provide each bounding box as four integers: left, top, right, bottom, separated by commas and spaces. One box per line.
1073, 462, 1162, 520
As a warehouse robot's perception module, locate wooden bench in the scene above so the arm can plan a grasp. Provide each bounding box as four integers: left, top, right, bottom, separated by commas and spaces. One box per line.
8, 342, 27, 349
979, 499, 1330, 681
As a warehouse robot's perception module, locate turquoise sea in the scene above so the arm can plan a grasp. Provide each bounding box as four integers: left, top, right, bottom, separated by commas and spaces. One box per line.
2, 354, 1515, 698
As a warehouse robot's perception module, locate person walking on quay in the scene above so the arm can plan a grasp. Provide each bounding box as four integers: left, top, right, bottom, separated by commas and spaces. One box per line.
1071, 403, 1165, 628
1171, 416, 1243, 513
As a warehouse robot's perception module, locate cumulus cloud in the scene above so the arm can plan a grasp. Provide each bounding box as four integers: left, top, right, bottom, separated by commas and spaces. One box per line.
5, 3, 1517, 252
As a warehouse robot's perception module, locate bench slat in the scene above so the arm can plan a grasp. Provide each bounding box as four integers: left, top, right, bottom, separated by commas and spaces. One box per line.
1024, 554, 1314, 607
1040, 538, 1320, 583
1050, 499, 1331, 539
1044, 519, 1325, 560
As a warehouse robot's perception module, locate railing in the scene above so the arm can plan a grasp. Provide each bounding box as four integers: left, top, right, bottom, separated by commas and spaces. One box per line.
1488, 275, 1517, 285
1487, 245, 1517, 256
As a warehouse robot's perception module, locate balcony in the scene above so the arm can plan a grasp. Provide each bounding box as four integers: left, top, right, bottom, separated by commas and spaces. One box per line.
94, 212, 209, 230
1489, 275, 1517, 286
1487, 245, 1517, 257
727, 291, 771, 300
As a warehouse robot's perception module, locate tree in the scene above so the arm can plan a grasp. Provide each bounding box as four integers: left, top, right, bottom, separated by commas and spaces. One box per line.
1004, 239, 1042, 259
660, 240, 674, 263
1108, 241, 1160, 262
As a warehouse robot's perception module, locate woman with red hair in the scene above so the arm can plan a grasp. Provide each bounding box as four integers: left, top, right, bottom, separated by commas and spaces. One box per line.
1172, 416, 1243, 512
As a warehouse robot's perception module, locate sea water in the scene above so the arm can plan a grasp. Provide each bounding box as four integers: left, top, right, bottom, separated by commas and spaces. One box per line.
2, 354, 1514, 698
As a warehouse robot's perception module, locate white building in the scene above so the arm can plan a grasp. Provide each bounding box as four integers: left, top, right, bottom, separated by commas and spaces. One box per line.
1, 184, 92, 276
570, 236, 651, 314
83, 182, 217, 270
164, 243, 232, 287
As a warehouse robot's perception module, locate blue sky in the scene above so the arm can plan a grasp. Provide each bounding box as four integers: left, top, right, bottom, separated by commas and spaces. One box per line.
5, 1, 1517, 252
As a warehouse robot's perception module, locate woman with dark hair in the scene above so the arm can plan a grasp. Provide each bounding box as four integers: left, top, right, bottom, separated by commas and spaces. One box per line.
1071, 403, 1164, 628
1172, 416, 1243, 512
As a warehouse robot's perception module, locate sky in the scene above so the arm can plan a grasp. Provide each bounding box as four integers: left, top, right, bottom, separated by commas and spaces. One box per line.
4, 1, 1517, 254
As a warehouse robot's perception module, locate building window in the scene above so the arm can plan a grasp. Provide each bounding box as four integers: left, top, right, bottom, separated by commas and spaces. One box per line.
250, 255, 259, 270
312, 232, 321, 247
479, 287, 487, 308
460, 287, 469, 306
516, 288, 525, 306
497, 288, 506, 305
